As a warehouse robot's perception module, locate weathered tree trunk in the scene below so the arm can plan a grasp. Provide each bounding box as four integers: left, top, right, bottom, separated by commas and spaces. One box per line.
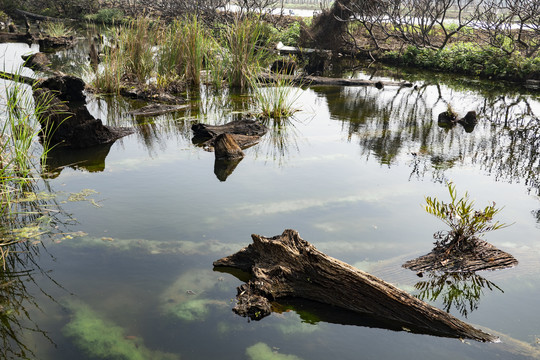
191, 119, 267, 150
259, 72, 412, 88
32, 74, 133, 148
214, 229, 496, 342
214, 133, 244, 160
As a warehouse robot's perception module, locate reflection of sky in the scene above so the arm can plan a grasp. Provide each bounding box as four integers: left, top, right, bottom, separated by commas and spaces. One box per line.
3, 42, 539, 358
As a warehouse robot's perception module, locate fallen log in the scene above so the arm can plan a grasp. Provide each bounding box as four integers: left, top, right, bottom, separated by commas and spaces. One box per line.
259, 72, 413, 88
128, 103, 189, 117
14, 9, 65, 22
213, 229, 497, 342
0, 31, 34, 44
191, 119, 267, 150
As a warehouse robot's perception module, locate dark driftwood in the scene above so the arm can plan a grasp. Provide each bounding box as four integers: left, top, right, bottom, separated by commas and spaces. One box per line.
214, 133, 244, 160
14, 9, 65, 22
33, 74, 133, 148
128, 103, 188, 116
192, 119, 267, 150
0, 70, 35, 85
403, 238, 518, 273
0, 32, 34, 43
214, 229, 496, 342
22, 52, 51, 71
259, 72, 413, 88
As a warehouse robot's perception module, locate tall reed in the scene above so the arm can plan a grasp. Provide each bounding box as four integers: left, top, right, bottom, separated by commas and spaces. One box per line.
91, 27, 125, 93
0, 73, 58, 267
120, 16, 157, 83
158, 16, 215, 87
223, 16, 271, 89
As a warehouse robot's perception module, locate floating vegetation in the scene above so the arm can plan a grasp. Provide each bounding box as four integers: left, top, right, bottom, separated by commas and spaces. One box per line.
160, 269, 230, 322
66, 189, 101, 207
62, 300, 179, 360
13, 191, 57, 203
246, 342, 303, 360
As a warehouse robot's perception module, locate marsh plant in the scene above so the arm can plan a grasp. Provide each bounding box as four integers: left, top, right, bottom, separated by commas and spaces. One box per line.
0, 75, 58, 266
158, 16, 210, 86
43, 21, 73, 37
252, 77, 301, 119
120, 16, 157, 83
424, 182, 509, 253
223, 16, 272, 89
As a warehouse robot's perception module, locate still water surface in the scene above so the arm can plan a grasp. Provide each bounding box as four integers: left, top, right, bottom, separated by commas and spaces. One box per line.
2, 41, 540, 359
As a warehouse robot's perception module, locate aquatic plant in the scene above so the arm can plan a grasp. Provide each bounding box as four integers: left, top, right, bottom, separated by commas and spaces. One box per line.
43, 21, 74, 37
120, 16, 157, 84
160, 269, 229, 321
424, 182, 509, 253
246, 342, 303, 360
91, 32, 124, 93
252, 77, 301, 119
62, 300, 179, 360
0, 71, 61, 267
223, 16, 271, 89
158, 16, 210, 86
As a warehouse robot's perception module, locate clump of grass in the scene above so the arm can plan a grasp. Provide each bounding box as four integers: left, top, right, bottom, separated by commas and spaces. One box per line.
0, 72, 59, 266
43, 21, 73, 37
252, 77, 301, 119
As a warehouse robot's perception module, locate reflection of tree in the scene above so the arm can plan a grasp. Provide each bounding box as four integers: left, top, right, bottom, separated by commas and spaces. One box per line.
313, 76, 540, 193
414, 271, 503, 318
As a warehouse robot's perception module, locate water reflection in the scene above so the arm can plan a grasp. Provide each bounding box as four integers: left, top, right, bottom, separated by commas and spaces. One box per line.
413, 271, 503, 318
256, 116, 301, 166
314, 80, 540, 194
41, 142, 114, 178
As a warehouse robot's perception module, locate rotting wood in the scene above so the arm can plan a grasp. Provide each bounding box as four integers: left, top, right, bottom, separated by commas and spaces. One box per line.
214, 133, 244, 160
192, 119, 267, 150
402, 238, 518, 273
128, 103, 188, 117
213, 229, 497, 342
259, 72, 413, 88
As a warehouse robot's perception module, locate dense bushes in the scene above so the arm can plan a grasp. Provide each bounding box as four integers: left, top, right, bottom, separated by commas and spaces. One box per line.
383, 44, 540, 81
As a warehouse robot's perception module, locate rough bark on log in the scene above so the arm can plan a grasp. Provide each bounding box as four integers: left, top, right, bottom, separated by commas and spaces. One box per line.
0, 31, 34, 44
22, 52, 51, 71
192, 119, 267, 150
14, 9, 65, 22
214, 229, 497, 342
402, 238, 518, 273
259, 72, 413, 88
214, 133, 245, 160
128, 103, 188, 116
33, 74, 133, 148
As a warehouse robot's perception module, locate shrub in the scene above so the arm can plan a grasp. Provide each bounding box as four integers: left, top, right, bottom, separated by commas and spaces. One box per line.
424, 182, 509, 253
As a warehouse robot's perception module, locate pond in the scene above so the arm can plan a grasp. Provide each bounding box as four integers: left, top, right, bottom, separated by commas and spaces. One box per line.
1, 39, 540, 360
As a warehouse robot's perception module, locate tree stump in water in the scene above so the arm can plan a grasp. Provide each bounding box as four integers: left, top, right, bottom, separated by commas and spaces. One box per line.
402, 238, 518, 273
191, 119, 267, 150
214, 229, 497, 342
33, 74, 133, 148
214, 133, 244, 160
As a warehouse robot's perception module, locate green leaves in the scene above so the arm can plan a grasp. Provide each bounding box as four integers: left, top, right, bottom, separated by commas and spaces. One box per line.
424, 182, 509, 249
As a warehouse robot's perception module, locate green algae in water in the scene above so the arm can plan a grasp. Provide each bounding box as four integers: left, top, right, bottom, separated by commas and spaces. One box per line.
62, 300, 179, 360
160, 269, 229, 322
246, 343, 303, 360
